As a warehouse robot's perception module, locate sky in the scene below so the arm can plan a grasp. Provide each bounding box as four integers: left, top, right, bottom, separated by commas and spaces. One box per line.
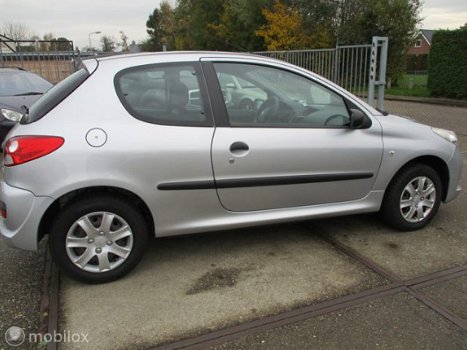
0, 0, 466, 50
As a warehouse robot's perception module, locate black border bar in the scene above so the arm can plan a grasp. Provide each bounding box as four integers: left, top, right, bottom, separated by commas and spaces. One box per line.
157, 172, 373, 191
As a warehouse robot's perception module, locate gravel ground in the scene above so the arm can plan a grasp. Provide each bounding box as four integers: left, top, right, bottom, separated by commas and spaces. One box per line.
211, 292, 467, 350
0, 240, 46, 350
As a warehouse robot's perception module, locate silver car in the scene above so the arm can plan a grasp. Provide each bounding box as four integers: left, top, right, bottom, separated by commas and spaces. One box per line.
0, 52, 463, 283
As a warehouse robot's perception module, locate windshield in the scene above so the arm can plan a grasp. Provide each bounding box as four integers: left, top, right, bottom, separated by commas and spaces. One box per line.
22, 68, 90, 124
0, 71, 52, 97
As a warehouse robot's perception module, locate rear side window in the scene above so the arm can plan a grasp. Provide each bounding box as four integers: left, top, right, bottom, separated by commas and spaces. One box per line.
114, 63, 212, 127
22, 68, 90, 124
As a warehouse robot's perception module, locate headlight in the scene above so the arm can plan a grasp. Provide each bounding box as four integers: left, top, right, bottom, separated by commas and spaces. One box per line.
432, 127, 458, 145
1, 108, 23, 122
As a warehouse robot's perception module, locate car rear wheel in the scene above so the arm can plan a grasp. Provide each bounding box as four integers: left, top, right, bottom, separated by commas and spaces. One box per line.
50, 195, 148, 283
380, 163, 442, 231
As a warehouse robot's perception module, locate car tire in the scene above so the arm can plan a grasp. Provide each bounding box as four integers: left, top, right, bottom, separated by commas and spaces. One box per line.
49, 195, 148, 283
380, 163, 442, 231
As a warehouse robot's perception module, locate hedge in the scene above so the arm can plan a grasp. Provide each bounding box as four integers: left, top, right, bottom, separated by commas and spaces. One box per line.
427, 29, 467, 99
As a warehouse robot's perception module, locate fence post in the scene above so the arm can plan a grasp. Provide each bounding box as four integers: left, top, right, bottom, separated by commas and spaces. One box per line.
0, 40, 3, 68
368, 38, 378, 107
368, 36, 388, 110
377, 37, 388, 111
333, 45, 339, 83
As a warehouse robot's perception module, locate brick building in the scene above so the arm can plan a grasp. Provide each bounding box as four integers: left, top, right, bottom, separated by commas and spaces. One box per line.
406, 29, 435, 71
407, 29, 435, 55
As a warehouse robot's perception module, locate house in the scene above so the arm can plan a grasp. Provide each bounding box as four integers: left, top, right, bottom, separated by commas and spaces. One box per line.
406, 29, 435, 71
407, 29, 435, 55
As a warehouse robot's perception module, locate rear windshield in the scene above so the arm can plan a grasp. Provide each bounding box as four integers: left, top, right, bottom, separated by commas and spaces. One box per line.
0, 71, 52, 96
21, 68, 90, 124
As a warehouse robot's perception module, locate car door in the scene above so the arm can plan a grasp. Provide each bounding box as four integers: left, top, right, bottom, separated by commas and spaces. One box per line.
202, 60, 383, 212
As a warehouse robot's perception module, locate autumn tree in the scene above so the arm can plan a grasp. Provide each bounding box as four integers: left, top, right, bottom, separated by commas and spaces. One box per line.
256, 0, 310, 50
142, 0, 422, 83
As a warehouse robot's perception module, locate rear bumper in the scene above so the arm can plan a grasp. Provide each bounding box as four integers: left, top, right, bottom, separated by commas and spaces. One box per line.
0, 181, 54, 251
445, 146, 463, 203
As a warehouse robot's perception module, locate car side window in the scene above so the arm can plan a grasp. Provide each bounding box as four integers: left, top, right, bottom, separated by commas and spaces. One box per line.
115, 63, 211, 127
213, 63, 351, 128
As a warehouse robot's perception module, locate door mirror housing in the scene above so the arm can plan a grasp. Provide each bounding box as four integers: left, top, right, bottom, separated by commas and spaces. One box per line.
349, 109, 371, 129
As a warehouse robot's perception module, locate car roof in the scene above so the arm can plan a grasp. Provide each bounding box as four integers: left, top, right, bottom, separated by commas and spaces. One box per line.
83, 51, 290, 77
93, 51, 261, 63
0, 67, 28, 73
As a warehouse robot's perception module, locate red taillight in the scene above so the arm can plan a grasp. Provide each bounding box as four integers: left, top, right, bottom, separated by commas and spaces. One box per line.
3, 136, 64, 167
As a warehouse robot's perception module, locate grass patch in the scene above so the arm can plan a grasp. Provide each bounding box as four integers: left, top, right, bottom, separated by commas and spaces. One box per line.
386, 86, 430, 97
386, 74, 430, 97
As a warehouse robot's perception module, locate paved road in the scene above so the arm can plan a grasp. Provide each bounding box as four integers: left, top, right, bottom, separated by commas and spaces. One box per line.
385, 100, 467, 137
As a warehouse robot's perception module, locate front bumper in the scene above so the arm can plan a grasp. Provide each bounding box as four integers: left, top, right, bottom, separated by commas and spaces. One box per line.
0, 181, 54, 251
445, 146, 463, 203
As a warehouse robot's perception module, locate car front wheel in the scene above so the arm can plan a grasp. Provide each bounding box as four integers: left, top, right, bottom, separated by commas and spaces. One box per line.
50, 195, 148, 283
381, 163, 442, 231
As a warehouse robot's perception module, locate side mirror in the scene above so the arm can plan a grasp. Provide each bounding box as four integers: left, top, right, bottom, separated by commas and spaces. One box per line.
349, 109, 371, 129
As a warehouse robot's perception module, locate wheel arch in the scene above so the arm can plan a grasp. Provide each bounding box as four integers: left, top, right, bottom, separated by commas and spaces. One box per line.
38, 186, 155, 244
387, 155, 449, 201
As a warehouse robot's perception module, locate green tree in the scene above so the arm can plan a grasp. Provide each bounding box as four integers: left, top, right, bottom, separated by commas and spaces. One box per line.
209, 0, 271, 51
40, 33, 54, 51
159, 1, 176, 50
295, 0, 338, 47
52, 37, 72, 51
120, 31, 129, 52
101, 35, 117, 52
340, 0, 422, 82
174, 0, 225, 50
145, 1, 176, 51
146, 7, 164, 51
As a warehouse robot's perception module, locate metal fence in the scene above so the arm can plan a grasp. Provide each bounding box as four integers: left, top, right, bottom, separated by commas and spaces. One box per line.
0, 35, 76, 83
255, 45, 371, 98
254, 37, 389, 110
1, 34, 389, 108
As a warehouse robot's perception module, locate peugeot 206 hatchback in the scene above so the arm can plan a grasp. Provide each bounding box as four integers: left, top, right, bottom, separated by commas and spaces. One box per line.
0, 53, 463, 283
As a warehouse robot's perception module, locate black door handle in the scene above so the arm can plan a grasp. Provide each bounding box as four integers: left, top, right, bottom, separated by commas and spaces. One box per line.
230, 141, 249, 154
